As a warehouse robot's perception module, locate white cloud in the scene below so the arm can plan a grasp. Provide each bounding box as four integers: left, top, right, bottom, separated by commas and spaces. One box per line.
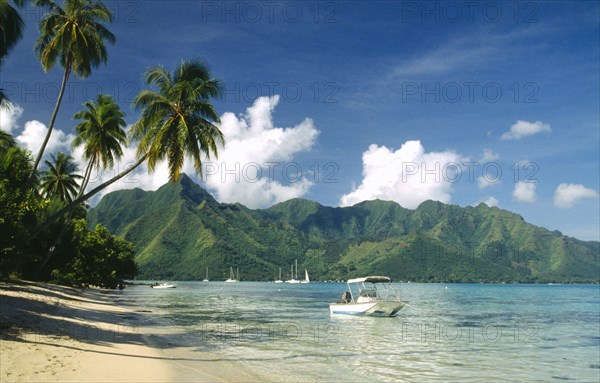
16, 120, 75, 159
390, 36, 495, 77
512, 181, 537, 203
0, 102, 24, 134
339, 140, 463, 209
202, 95, 319, 208
480, 148, 500, 162
477, 175, 499, 189
501, 120, 551, 140
81, 125, 172, 205
83, 96, 320, 208
553, 183, 599, 208
483, 196, 499, 207
389, 29, 545, 78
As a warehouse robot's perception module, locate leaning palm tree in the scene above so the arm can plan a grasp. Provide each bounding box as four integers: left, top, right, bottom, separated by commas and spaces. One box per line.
40, 151, 82, 203
34, 59, 224, 234
30, 0, 115, 176
71, 94, 126, 197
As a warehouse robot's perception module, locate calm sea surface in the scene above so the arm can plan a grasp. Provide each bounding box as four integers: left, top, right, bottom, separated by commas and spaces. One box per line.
122, 283, 600, 382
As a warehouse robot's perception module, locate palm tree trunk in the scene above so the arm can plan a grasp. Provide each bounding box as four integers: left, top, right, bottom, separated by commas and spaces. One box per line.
33, 154, 148, 236
37, 156, 95, 279
30, 62, 71, 178
34, 214, 72, 279
78, 157, 95, 198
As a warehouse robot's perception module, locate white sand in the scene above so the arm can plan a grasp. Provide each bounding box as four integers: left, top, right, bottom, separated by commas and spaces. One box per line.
0, 281, 264, 382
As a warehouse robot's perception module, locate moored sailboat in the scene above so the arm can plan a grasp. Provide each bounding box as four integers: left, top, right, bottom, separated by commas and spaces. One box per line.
285, 260, 301, 283
274, 267, 283, 283
225, 267, 239, 282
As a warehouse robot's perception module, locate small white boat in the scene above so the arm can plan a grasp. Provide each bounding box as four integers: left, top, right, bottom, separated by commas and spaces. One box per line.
203, 267, 209, 282
285, 260, 302, 283
300, 269, 310, 283
329, 276, 406, 317
274, 267, 283, 283
151, 283, 176, 289
225, 267, 239, 283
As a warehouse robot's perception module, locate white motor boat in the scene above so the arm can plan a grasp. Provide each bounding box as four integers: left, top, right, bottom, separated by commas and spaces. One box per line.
329, 276, 406, 317
151, 283, 176, 289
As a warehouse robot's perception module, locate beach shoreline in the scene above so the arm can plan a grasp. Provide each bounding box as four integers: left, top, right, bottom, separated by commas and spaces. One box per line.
0, 280, 264, 382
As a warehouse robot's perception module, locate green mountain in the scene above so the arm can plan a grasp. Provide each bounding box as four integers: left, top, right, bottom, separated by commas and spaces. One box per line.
88, 174, 599, 283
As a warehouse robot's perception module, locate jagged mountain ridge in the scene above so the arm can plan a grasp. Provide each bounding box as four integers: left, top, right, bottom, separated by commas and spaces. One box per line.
87, 174, 599, 282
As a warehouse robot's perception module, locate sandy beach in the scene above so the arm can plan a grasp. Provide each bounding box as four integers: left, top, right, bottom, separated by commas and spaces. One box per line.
0, 281, 263, 382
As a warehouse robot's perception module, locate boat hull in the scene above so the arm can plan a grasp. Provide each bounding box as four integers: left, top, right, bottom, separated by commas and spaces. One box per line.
329, 301, 405, 317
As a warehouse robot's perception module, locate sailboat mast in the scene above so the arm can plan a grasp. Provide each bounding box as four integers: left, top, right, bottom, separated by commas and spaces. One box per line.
295, 259, 298, 279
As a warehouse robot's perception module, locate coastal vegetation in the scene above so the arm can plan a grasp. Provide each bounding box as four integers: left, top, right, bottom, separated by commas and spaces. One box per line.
0, 0, 224, 287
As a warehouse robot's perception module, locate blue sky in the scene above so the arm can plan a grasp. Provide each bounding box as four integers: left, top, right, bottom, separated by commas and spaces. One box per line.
1, 1, 599, 241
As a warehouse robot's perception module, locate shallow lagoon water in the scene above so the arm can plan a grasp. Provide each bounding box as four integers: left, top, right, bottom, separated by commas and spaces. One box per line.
124, 283, 600, 382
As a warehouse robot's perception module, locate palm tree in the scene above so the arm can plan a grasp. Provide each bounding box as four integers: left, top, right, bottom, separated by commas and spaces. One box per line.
40, 152, 82, 203
1, 0, 27, 106
130, 59, 224, 182
0, 0, 26, 61
30, 0, 115, 176
34, 59, 224, 235
0, 129, 17, 149
72, 94, 126, 197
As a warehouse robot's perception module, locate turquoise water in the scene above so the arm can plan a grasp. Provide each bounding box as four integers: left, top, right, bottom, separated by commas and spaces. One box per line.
124, 283, 600, 382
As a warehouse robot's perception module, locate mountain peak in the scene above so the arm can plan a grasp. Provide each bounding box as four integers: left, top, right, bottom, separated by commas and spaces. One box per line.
89, 176, 599, 282
176, 173, 218, 206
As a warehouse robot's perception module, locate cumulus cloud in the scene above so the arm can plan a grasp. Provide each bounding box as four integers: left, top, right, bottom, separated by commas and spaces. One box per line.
512, 181, 537, 203
480, 148, 500, 162
83, 96, 320, 208
553, 183, 599, 208
15, 120, 75, 158
483, 196, 499, 207
201, 95, 319, 208
501, 120, 551, 140
477, 171, 502, 189
339, 140, 463, 209
0, 102, 24, 134
79, 124, 173, 205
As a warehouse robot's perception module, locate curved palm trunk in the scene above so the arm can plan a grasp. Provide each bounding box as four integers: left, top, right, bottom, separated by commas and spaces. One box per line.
36, 156, 96, 278
35, 216, 71, 279
30, 62, 71, 177
78, 157, 95, 198
34, 154, 148, 236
